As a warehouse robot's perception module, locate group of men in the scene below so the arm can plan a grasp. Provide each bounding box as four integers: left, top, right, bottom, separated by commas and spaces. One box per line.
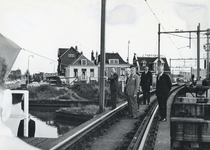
106, 65, 172, 122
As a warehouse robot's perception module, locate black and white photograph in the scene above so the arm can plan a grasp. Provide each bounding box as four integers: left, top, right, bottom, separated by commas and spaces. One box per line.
0, 0, 210, 149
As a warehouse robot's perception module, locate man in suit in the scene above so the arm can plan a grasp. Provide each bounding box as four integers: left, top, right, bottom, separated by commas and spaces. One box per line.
125, 66, 140, 119
124, 68, 131, 115
107, 68, 119, 110
140, 66, 153, 105
17, 102, 36, 137
17, 116, 36, 137
156, 65, 172, 122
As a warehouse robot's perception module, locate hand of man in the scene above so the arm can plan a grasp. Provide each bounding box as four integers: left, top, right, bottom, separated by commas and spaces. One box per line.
105, 76, 108, 80
150, 86, 153, 90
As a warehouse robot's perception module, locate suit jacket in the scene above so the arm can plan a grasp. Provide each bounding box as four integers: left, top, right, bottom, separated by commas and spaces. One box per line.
17, 119, 36, 137
126, 74, 140, 96
140, 71, 152, 88
108, 73, 118, 91
156, 73, 172, 97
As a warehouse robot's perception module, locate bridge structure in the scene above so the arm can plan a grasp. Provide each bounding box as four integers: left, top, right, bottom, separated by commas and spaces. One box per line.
10, 83, 209, 150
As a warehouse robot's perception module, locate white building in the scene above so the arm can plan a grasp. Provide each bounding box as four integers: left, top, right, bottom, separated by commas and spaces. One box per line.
65, 54, 98, 84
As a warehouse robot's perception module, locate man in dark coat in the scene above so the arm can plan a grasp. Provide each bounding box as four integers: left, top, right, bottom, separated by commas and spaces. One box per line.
107, 68, 119, 110
140, 66, 152, 105
156, 65, 172, 122
17, 116, 36, 137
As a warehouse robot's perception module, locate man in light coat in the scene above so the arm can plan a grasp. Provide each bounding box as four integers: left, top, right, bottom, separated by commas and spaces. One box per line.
125, 66, 140, 119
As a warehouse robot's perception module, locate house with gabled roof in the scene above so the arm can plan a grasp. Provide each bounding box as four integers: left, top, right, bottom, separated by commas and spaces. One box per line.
133, 54, 171, 74
65, 54, 98, 83
57, 46, 82, 76
97, 52, 129, 81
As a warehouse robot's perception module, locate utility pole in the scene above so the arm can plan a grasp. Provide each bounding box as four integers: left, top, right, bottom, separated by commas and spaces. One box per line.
99, 0, 106, 113
204, 28, 210, 78
127, 40, 130, 64
158, 23, 161, 66
197, 23, 200, 81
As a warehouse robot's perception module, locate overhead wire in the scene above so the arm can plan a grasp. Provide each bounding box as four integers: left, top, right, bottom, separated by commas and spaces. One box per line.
145, 0, 182, 57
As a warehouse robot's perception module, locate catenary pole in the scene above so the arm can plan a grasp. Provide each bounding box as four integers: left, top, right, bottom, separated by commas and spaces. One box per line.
205, 29, 210, 78
99, 0, 106, 113
158, 24, 161, 67
197, 23, 200, 81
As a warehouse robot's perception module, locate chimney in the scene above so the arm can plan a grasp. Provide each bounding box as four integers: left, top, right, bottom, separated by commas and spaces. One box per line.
91, 50, 95, 61
75, 46, 78, 51
95, 51, 98, 64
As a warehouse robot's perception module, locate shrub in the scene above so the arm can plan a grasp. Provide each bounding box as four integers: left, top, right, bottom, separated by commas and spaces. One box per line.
28, 84, 66, 100
72, 82, 99, 100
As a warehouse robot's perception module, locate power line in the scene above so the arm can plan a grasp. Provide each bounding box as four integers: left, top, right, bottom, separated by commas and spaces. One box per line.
22, 48, 68, 67
145, 1, 161, 23
145, 0, 182, 57
23, 48, 57, 63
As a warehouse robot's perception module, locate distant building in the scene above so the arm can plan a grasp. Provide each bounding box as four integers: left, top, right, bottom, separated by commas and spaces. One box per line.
57, 47, 129, 84
97, 52, 129, 81
133, 54, 171, 74
58, 47, 98, 84
57, 46, 82, 76
65, 54, 98, 84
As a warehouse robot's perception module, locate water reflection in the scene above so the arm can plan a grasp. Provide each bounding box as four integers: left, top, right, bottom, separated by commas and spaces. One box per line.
30, 107, 82, 137
5, 103, 81, 138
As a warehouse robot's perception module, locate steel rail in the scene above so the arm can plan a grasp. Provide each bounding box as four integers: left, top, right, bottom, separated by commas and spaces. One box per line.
50, 102, 127, 150
138, 105, 159, 150
129, 84, 184, 150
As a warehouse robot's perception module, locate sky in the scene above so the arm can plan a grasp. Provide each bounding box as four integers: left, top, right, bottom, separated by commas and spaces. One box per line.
0, 0, 209, 74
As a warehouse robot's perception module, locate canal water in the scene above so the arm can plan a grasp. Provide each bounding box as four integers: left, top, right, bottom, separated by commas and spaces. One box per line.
4, 103, 80, 138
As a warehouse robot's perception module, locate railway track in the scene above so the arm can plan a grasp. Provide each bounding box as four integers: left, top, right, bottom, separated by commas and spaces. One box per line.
35, 83, 181, 150
20, 83, 185, 150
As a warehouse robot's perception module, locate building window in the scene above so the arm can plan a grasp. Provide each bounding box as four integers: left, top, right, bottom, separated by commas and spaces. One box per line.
90, 69, 94, 77
74, 69, 78, 77
81, 59, 87, 65
68, 54, 75, 58
109, 59, 119, 64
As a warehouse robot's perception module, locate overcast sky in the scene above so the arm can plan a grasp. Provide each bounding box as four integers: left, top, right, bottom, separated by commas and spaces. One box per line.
0, 0, 209, 74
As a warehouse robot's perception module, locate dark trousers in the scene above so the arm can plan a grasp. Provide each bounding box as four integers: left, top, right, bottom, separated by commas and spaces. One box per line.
137, 92, 140, 108
142, 86, 150, 104
111, 90, 117, 109
157, 95, 167, 119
